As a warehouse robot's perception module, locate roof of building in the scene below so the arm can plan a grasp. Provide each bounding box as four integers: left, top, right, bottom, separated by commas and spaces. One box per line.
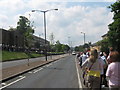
101, 33, 107, 38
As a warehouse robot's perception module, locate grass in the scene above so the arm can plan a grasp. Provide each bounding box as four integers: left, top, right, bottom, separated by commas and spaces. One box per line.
2, 51, 44, 62
0, 50, 2, 61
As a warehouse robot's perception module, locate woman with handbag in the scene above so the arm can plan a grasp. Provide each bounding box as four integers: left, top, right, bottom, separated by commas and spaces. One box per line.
81, 49, 104, 90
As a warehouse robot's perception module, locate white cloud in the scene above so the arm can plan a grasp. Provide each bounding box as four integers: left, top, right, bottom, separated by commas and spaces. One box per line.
46, 5, 113, 46
0, 0, 25, 13
28, 0, 116, 2
0, 14, 8, 28
0, 0, 114, 46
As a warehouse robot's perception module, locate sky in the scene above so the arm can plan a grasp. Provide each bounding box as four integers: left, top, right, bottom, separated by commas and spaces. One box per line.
0, 0, 116, 47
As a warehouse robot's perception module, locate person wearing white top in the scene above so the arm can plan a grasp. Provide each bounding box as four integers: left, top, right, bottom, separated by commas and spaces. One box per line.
81, 52, 88, 64
82, 49, 104, 89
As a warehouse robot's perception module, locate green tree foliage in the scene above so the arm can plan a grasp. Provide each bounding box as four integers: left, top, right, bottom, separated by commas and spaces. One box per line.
50, 40, 70, 52
75, 45, 84, 52
17, 16, 29, 34
75, 46, 79, 51
83, 43, 90, 49
8, 27, 16, 31
96, 38, 109, 54
108, 1, 120, 52
17, 16, 34, 48
61, 44, 70, 52
55, 40, 62, 52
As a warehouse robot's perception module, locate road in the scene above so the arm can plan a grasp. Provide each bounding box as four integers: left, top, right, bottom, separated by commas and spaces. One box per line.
1, 55, 82, 88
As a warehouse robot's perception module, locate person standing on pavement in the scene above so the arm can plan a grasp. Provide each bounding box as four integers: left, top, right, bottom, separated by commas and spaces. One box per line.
79, 52, 83, 67
107, 47, 114, 64
99, 52, 108, 88
82, 49, 104, 90
76, 52, 83, 67
106, 51, 120, 89
76, 52, 80, 60
81, 51, 88, 64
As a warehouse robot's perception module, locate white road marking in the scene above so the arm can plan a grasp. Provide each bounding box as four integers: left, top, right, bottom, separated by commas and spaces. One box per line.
42, 66, 46, 68
0, 76, 26, 89
75, 58, 82, 88
28, 71, 32, 73
49, 63, 52, 66
33, 68, 43, 73
19, 76, 23, 78
55, 61, 58, 63
1, 83, 6, 85
46, 63, 52, 67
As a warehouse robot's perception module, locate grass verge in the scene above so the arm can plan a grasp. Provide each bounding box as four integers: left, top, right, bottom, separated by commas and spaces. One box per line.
2, 51, 43, 62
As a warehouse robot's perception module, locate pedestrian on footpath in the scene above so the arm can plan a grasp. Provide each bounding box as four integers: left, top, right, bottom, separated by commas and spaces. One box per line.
76, 52, 80, 60
81, 51, 88, 64
107, 47, 114, 64
76, 52, 83, 67
99, 52, 108, 88
81, 49, 103, 90
106, 51, 120, 89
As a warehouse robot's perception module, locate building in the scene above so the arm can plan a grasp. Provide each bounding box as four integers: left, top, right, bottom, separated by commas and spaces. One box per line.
0, 28, 50, 51
101, 33, 108, 39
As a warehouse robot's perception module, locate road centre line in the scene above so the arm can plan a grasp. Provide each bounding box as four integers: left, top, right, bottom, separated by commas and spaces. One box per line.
0, 76, 26, 89
75, 58, 82, 88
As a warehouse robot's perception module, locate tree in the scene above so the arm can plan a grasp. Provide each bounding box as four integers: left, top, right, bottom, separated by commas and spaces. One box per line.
17, 16, 34, 66
108, 1, 120, 52
75, 45, 84, 52
8, 27, 16, 31
50, 40, 70, 52
75, 46, 79, 51
55, 40, 62, 52
96, 38, 109, 54
83, 43, 90, 49
17, 16, 34, 48
61, 44, 70, 52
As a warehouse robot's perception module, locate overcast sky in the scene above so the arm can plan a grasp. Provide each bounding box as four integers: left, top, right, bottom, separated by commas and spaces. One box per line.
0, 0, 116, 47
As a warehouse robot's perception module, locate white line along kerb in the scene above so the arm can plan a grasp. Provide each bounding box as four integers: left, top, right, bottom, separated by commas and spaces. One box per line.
75, 58, 82, 88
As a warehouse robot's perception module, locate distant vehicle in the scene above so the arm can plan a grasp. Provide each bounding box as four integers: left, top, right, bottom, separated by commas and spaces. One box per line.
72, 51, 76, 55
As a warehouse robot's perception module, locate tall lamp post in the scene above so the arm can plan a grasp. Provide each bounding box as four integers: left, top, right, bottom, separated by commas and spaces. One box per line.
81, 32, 85, 45
32, 9, 58, 61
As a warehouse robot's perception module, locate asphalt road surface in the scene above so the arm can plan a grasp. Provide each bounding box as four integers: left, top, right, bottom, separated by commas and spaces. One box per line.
1, 55, 82, 88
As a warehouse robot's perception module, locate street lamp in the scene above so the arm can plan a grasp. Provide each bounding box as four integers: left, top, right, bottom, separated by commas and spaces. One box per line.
32, 9, 58, 61
81, 32, 85, 45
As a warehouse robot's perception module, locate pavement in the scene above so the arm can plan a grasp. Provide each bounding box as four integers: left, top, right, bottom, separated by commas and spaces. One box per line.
1, 54, 69, 82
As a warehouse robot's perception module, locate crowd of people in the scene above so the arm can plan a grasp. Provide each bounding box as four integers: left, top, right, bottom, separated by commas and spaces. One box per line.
76, 47, 120, 90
